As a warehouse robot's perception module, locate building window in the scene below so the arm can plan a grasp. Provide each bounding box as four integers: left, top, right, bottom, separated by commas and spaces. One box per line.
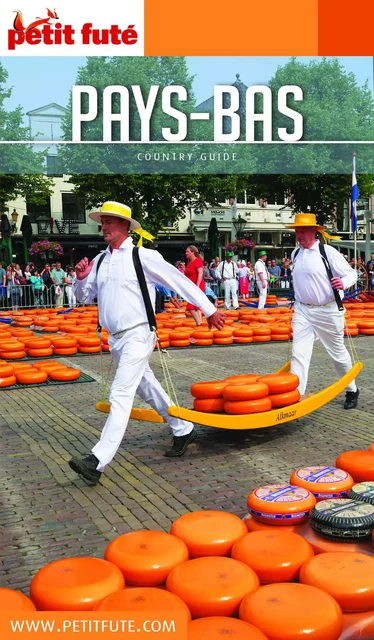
259, 232, 272, 245
46, 155, 63, 177
62, 193, 86, 223
26, 196, 51, 222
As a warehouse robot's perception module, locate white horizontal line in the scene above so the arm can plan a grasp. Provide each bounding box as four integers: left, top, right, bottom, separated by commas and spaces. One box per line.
189, 113, 210, 120
0, 140, 373, 144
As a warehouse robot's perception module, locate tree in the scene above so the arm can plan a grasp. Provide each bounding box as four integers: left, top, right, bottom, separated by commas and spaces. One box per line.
243, 58, 374, 224
0, 62, 53, 209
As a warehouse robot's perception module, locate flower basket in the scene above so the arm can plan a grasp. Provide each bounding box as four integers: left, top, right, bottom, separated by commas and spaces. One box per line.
29, 240, 63, 257
225, 239, 256, 255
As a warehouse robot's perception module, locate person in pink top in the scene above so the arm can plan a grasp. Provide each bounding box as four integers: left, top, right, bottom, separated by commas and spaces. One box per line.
184, 245, 205, 326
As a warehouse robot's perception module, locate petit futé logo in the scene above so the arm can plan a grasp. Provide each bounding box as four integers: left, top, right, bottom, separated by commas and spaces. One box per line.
8, 7, 138, 50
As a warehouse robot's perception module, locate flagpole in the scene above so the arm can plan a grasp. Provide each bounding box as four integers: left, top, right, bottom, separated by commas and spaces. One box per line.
353, 152, 357, 266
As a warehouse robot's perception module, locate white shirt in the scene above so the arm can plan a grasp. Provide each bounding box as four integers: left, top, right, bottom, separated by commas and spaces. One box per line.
72, 237, 216, 334
238, 266, 250, 278
255, 259, 269, 284
217, 260, 239, 280
291, 241, 357, 305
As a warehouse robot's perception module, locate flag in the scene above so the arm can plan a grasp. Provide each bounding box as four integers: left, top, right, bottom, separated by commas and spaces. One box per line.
351, 156, 359, 233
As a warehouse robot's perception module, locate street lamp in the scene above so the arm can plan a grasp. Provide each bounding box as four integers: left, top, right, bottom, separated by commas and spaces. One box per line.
233, 214, 246, 239
10, 208, 18, 234
35, 214, 50, 237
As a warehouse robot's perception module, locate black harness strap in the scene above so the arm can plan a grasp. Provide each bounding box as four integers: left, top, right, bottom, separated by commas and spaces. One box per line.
292, 245, 344, 311
95, 247, 156, 334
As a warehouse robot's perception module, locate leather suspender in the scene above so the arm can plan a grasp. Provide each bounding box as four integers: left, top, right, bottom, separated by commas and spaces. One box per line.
95, 247, 157, 333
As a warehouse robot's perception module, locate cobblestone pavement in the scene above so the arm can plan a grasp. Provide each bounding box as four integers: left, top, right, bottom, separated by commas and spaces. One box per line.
1, 336, 373, 593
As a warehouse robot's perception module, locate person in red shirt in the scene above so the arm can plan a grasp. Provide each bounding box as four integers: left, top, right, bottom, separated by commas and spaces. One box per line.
184, 245, 205, 326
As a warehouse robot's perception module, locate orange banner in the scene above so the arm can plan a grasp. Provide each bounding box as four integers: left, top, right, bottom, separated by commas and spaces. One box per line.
0, 613, 187, 640
144, 0, 318, 55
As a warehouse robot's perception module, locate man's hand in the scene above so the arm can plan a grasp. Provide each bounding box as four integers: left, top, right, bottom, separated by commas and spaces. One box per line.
262, 281, 267, 288
169, 296, 183, 308
75, 257, 94, 281
207, 310, 226, 330
331, 277, 344, 290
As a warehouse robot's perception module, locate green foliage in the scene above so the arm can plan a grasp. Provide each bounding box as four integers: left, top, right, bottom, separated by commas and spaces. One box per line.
0, 62, 53, 206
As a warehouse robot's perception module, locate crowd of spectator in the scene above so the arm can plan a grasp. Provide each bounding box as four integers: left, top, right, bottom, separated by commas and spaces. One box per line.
0, 260, 77, 310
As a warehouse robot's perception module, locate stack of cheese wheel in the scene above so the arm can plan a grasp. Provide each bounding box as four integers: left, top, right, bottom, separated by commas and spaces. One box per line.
290, 466, 354, 501
213, 328, 233, 345
256, 372, 300, 408
0, 362, 16, 387
232, 327, 253, 344
77, 336, 101, 354
336, 451, 374, 482
309, 498, 374, 542
246, 484, 316, 526
190, 328, 213, 347
169, 329, 191, 348
0, 339, 26, 360
190, 380, 227, 413
223, 379, 271, 414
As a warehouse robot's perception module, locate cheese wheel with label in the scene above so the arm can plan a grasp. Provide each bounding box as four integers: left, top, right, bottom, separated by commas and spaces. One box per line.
246, 484, 316, 525
290, 466, 354, 501
348, 481, 374, 506
300, 552, 374, 613
309, 499, 374, 542
242, 513, 307, 534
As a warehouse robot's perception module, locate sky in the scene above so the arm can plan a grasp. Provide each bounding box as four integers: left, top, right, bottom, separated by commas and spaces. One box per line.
0, 56, 373, 116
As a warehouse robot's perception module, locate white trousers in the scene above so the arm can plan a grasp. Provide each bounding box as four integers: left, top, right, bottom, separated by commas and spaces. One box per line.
290, 301, 356, 395
257, 285, 268, 309
66, 286, 76, 308
92, 323, 194, 471
224, 279, 238, 309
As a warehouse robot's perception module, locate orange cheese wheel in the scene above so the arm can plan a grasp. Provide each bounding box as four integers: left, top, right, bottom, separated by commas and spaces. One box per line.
24, 338, 52, 349
0, 341, 25, 351
191, 330, 213, 340
105, 530, 188, 586
269, 389, 300, 407
242, 513, 307, 534
78, 346, 101, 353
290, 466, 354, 501
213, 329, 233, 338
231, 530, 314, 584
193, 339, 213, 346
0, 588, 36, 611
169, 331, 191, 341
224, 397, 272, 414
252, 327, 271, 335
50, 337, 77, 347
49, 368, 81, 381
0, 364, 15, 377
256, 373, 299, 394
253, 335, 271, 342
271, 334, 290, 341
233, 328, 254, 337
336, 451, 374, 482
234, 337, 253, 343
16, 370, 48, 384
170, 511, 247, 558
0, 374, 16, 387
223, 383, 269, 402
190, 381, 227, 399
41, 325, 59, 333
170, 339, 190, 347
77, 337, 101, 347
188, 617, 268, 640
30, 557, 125, 611
93, 587, 191, 621
193, 398, 225, 413
0, 350, 26, 360
246, 484, 316, 525
300, 552, 374, 613
166, 556, 259, 618
53, 347, 78, 355
239, 583, 343, 640
27, 348, 54, 357
101, 343, 111, 351
213, 337, 233, 344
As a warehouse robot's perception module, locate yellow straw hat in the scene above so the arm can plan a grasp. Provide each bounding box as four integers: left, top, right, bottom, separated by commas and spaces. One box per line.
286, 213, 324, 230
89, 201, 141, 230
287, 212, 341, 242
